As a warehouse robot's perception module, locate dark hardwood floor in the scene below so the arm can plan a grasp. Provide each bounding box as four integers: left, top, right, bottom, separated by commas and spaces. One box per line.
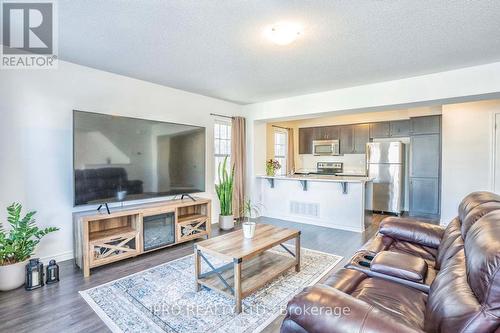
0, 214, 387, 333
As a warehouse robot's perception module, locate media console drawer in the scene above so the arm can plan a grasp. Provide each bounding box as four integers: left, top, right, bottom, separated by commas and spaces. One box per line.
73, 198, 211, 277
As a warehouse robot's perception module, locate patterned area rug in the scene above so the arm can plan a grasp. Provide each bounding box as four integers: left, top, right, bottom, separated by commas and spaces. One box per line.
80, 246, 342, 333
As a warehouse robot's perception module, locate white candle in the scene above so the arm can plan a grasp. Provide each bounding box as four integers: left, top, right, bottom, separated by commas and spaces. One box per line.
32, 271, 39, 286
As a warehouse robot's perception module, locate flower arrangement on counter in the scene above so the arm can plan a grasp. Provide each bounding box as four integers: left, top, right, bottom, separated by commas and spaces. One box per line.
266, 159, 281, 176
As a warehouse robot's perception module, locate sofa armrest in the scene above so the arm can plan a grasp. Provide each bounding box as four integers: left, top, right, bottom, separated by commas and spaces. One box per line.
359, 234, 393, 253
281, 285, 424, 333
371, 251, 428, 283
379, 217, 445, 249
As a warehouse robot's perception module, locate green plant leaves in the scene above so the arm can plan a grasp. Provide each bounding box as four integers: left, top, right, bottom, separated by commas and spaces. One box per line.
216, 156, 235, 216
0, 203, 59, 266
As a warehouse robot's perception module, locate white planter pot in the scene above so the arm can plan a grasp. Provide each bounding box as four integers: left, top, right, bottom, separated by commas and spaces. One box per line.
219, 215, 234, 230
0, 260, 27, 291
243, 222, 256, 239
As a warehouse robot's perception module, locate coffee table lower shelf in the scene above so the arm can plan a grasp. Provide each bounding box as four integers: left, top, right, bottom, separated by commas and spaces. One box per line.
196, 251, 297, 309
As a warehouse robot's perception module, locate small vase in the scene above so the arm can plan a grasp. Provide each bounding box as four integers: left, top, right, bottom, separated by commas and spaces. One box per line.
266, 168, 275, 177
116, 190, 127, 201
243, 221, 256, 239
219, 215, 235, 230
0, 259, 28, 291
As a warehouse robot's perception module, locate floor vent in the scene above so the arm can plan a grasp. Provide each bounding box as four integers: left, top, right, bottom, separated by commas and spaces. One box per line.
290, 201, 320, 217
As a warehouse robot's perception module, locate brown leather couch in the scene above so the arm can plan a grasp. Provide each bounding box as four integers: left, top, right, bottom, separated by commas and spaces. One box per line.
281, 192, 500, 333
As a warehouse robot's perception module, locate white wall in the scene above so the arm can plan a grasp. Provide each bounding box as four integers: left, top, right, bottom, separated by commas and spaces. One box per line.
440, 100, 500, 224
0, 61, 242, 262
244, 62, 500, 121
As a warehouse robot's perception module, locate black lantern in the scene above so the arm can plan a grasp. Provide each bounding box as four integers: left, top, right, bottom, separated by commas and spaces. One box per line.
46, 259, 59, 284
25, 258, 44, 291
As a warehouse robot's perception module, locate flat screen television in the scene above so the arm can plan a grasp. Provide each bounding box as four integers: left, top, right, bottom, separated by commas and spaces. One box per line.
73, 110, 206, 206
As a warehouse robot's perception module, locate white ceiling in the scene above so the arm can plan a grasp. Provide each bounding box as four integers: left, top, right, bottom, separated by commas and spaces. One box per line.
59, 1, 500, 104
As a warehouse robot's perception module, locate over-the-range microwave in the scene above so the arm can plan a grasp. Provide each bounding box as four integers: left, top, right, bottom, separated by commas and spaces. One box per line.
312, 140, 340, 156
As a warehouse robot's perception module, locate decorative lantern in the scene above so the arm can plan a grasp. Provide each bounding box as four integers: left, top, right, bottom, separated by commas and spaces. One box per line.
46, 259, 59, 284
25, 258, 44, 290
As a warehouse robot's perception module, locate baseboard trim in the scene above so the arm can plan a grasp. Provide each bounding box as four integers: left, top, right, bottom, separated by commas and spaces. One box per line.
39, 251, 74, 265
261, 214, 364, 233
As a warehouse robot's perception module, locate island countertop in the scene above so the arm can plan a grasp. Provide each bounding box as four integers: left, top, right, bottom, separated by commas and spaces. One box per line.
257, 174, 374, 183
257, 174, 373, 233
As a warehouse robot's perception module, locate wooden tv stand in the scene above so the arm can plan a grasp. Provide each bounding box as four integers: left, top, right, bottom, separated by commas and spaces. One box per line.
73, 197, 211, 277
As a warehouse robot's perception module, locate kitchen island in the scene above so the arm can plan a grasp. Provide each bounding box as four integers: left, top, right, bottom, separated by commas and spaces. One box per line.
257, 175, 373, 232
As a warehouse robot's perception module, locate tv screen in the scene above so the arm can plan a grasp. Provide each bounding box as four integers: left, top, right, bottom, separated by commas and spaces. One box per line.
73, 110, 206, 206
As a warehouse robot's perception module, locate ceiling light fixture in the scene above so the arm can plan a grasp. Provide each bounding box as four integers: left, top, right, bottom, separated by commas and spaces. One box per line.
264, 22, 303, 46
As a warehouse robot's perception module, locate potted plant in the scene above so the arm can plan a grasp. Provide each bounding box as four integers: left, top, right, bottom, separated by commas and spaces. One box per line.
266, 159, 281, 176
0, 203, 58, 291
241, 199, 262, 239
215, 156, 235, 230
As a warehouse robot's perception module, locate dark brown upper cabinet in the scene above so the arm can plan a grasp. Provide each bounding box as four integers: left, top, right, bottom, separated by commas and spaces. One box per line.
369, 122, 390, 139
298, 127, 314, 154
410, 116, 440, 135
370, 120, 410, 139
312, 126, 339, 140
390, 120, 410, 137
353, 124, 370, 153
340, 126, 354, 154
340, 124, 369, 154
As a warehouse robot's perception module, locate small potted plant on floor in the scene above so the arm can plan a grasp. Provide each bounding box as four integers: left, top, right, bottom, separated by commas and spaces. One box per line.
0, 203, 58, 291
241, 199, 262, 239
215, 156, 235, 230
266, 159, 281, 176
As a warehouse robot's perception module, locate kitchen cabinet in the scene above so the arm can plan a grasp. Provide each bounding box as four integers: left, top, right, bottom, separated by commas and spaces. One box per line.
409, 177, 440, 216
390, 120, 410, 137
409, 115, 441, 218
298, 127, 314, 154
313, 126, 339, 140
370, 122, 390, 139
325, 126, 340, 140
410, 116, 440, 135
370, 120, 410, 138
410, 134, 440, 178
340, 126, 354, 154
340, 124, 369, 154
299, 126, 340, 154
353, 124, 370, 153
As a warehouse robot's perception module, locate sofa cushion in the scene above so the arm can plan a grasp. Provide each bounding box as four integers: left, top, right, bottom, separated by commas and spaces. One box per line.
435, 217, 463, 269
322, 267, 368, 293
425, 212, 500, 333
425, 250, 487, 333
351, 277, 428, 329
424, 266, 438, 286
465, 212, 500, 315
386, 239, 438, 267
458, 191, 500, 222
371, 251, 428, 283
379, 217, 444, 249
461, 201, 500, 237
283, 284, 425, 333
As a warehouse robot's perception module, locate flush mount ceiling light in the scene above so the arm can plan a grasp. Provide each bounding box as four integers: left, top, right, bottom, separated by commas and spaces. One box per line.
264, 22, 303, 46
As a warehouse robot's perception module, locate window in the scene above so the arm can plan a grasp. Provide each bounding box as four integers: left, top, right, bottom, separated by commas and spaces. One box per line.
274, 130, 287, 176
214, 120, 231, 183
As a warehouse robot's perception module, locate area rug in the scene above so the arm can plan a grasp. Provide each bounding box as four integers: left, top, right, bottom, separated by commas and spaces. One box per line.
80, 246, 342, 333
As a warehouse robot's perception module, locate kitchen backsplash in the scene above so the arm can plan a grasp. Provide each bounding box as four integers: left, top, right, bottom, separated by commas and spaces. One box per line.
297, 154, 367, 174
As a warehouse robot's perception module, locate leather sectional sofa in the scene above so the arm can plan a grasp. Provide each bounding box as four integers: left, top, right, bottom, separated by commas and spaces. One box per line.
281, 191, 500, 333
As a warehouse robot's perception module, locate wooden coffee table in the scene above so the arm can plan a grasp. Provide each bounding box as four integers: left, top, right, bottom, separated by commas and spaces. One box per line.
194, 224, 301, 313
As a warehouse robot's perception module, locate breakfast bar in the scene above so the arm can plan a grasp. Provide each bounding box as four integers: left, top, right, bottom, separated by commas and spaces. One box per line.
257, 175, 373, 232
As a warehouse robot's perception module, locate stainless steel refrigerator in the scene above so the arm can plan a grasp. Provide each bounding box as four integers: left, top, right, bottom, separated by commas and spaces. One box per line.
366, 142, 405, 214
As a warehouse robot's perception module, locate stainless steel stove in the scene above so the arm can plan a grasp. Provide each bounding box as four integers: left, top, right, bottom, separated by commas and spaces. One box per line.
311, 162, 343, 175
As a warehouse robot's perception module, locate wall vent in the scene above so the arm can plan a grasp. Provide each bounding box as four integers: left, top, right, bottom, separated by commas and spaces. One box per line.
289, 201, 320, 218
